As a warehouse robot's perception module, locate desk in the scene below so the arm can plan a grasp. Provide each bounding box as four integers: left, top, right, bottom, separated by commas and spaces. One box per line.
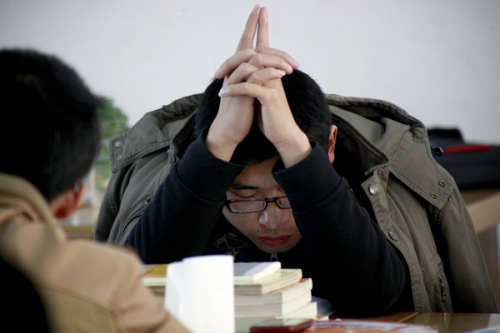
462, 189, 500, 306
329, 311, 419, 324
329, 312, 500, 333
405, 313, 500, 333
62, 225, 95, 239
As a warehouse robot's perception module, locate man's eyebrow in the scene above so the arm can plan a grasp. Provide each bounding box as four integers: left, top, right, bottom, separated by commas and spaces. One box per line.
230, 182, 259, 190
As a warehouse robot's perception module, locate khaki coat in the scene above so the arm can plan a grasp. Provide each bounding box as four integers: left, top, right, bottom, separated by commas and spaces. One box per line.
0, 173, 189, 333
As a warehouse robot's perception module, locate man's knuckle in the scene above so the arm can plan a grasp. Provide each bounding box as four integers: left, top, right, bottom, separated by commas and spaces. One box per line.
250, 53, 264, 67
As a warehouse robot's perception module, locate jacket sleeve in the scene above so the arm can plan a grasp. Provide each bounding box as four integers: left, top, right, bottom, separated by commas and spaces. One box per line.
125, 135, 245, 264
94, 179, 117, 242
434, 184, 498, 312
102, 248, 190, 333
273, 143, 411, 316
94, 150, 168, 245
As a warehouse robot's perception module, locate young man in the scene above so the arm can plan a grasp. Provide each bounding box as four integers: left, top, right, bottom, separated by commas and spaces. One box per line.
0, 49, 188, 332
96, 6, 497, 316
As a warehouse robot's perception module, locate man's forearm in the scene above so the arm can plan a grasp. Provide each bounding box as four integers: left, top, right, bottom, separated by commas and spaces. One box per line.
274, 144, 409, 315
126, 136, 244, 263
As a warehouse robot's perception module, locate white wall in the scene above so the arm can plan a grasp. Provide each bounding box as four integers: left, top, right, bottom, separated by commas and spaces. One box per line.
1, 0, 499, 143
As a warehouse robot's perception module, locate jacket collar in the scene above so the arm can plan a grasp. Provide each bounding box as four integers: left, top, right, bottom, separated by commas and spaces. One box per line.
0, 173, 56, 227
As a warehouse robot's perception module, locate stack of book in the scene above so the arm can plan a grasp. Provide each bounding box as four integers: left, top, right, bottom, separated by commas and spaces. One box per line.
141, 261, 319, 333
233, 262, 318, 333
141, 263, 167, 300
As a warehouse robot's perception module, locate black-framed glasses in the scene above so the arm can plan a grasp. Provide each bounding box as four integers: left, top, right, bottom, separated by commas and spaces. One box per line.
224, 196, 291, 214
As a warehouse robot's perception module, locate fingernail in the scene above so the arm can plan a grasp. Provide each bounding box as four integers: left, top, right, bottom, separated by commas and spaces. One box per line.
277, 70, 286, 77
215, 68, 222, 78
252, 4, 259, 12
218, 87, 227, 97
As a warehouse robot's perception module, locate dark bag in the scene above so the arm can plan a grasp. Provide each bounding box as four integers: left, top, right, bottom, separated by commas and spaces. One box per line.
428, 128, 500, 190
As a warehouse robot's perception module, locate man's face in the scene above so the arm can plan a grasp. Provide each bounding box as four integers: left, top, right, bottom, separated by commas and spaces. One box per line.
223, 155, 302, 254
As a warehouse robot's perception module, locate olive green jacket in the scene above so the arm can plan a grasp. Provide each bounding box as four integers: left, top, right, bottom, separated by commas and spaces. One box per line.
96, 93, 498, 314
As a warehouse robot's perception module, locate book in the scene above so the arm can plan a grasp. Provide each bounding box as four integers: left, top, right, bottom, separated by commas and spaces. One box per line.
279, 301, 318, 319
142, 263, 168, 285
141, 263, 168, 297
234, 262, 282, 283
141, 264, 304, 305
308, 320, 438, 332
250, 318, 314, 332
141, 262, 283, 286
235, 269, 303, 295
235, 292, 312, 318
235, 278, 313, 306
235, 302, 319, 333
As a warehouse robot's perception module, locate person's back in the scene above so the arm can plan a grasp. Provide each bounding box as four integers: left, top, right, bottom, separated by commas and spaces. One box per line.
0, 49, 188, 332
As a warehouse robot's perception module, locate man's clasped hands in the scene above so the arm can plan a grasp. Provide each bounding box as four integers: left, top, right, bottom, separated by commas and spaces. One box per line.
206, 4, 313, 168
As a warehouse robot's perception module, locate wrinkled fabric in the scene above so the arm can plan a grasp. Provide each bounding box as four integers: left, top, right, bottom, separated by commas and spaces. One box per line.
96, 93, 498, 314
0, 173, 189, 333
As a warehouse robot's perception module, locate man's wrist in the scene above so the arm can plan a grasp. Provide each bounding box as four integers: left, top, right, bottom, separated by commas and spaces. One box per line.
205, 129, 239, 162
276, 132, 312, 167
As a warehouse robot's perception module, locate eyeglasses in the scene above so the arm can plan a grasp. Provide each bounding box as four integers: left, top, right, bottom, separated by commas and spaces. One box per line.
224, 196, 291, 214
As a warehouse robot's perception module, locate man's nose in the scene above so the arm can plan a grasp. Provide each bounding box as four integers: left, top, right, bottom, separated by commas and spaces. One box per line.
258, 204, 287, 229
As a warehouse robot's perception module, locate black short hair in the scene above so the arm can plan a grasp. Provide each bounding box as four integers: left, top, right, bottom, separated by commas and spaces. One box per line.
0, 49, 102, 200
195, 69, 332, 164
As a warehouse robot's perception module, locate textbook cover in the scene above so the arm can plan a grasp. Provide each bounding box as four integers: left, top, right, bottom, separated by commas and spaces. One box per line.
234, 269, 303, 295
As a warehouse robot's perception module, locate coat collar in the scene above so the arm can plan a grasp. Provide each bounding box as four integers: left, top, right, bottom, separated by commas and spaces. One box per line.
0, 173, 56, 227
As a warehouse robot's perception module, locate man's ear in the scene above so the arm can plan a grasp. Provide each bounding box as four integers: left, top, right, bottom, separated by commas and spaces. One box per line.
51, 183, 87, 219
327, 125, 338, 163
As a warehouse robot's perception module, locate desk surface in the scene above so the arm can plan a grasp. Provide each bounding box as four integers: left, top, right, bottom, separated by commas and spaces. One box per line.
405, 313, 500, 333
330, 312, 500, 333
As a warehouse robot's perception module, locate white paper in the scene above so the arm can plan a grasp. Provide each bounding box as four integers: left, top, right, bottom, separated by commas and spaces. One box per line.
165, 255, 235, 333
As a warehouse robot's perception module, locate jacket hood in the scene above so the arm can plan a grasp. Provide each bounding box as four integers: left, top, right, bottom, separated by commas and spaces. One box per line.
110, 93, 419, 171
109, 94, 201, 172
326, 93, 426, 171
109, 92, 453, 208
325, 94, 453, 208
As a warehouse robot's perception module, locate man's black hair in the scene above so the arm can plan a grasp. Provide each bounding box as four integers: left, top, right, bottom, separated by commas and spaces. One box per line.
194, 69, 332, 164
0, 49, 102, 200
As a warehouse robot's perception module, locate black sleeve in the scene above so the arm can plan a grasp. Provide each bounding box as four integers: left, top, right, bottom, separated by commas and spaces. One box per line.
273, 142, 411, 316
125, 135, 244, 264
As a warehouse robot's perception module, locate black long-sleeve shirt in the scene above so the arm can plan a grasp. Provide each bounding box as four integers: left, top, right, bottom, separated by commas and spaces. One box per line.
126, 135, 412, 316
